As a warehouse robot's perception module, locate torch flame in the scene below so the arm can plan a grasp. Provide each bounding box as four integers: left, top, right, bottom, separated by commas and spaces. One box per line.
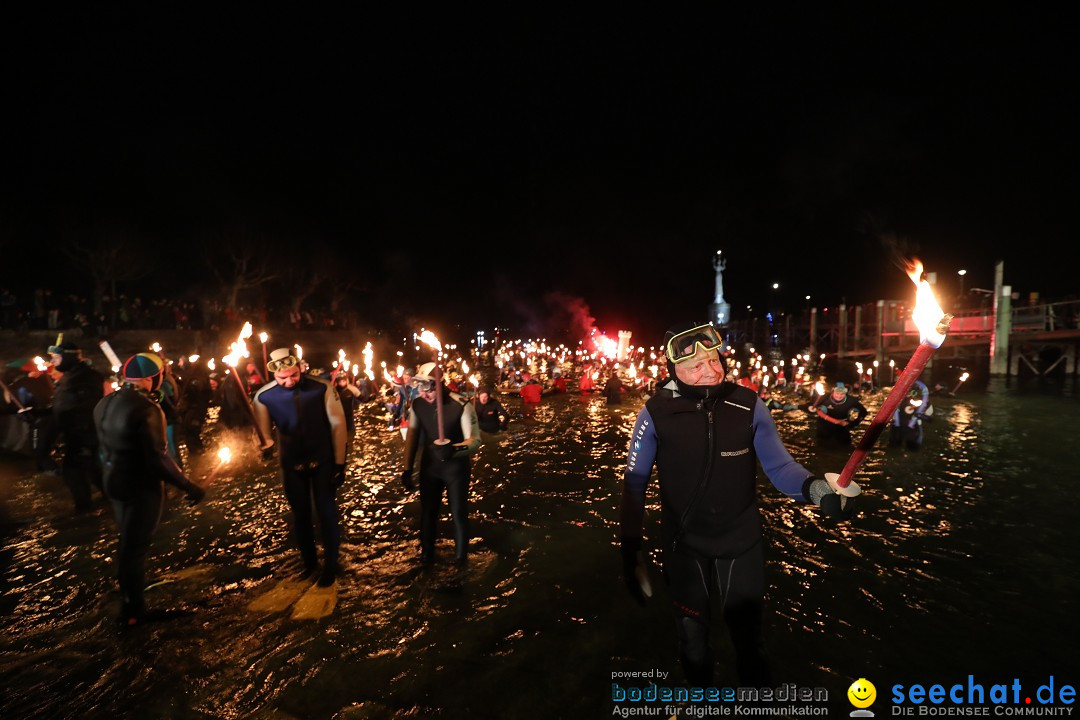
814, 382, 826, 396
150, 342, 162, 353
259, 332, 268, 343
239, 322, 253, 341
34, 356, 50, 372
294, 344, 303, 360
959, 372, 970, 382
188, 354, 200, 363
218, 446, 232, 464
905, 258, 949, 347
207, 358, 216, 371
363, 343, 375, 380
419, 331, 442, 352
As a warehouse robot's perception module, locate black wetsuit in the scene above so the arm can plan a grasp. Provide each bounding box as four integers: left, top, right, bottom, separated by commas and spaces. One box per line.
474, 396, 508, 433
94, 384, 202, 621
336, 384, 358, 440
408, 390, 480, 561
53, 361, 105, 510
178, 369, 212, 452
253, 376, 346, 572
218, 377, 249, 429
813, 393, 867, 444
604, 376, 625, 405
621, 380, 813, 687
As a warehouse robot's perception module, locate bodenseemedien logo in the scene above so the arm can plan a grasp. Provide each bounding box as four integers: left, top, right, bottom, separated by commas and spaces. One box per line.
848, 678, 877, 717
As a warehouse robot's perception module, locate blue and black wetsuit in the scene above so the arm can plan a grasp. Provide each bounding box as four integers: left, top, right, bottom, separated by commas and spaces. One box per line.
890, 379, 930, 450
620, 379, 815, 687
254, 375, 347, 572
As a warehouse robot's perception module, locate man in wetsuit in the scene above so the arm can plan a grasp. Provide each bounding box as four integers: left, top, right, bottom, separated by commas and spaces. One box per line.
399, 362, 480, 564
889, 379, 931, 450
253, 348, 348, 586
474, 385, 509, 434
49, 339, 105, 511
94, 353, 206, 627
618, 322, 854, 687
811, 381, 867, 445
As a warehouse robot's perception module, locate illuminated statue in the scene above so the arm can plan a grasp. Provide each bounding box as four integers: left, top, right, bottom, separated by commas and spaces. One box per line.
710, 251, 730, 326
713, 252, 727, 305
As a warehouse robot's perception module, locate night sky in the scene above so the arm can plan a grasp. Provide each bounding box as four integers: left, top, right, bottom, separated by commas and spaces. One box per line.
4, 8, 1077, 342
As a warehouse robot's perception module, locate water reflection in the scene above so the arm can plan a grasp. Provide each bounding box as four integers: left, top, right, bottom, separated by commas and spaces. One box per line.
2, 382, 1079, 717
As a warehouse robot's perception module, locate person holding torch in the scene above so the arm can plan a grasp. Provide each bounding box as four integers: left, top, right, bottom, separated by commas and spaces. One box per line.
399, 361, 481, 565
253, 348, 349, 587
618, 321, 854, 689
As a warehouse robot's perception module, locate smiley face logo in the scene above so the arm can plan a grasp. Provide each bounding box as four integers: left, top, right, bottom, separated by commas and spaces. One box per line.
847, 678, 877, 708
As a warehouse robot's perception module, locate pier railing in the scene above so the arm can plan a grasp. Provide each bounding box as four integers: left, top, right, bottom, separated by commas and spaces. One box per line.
725, 298, 1080, 356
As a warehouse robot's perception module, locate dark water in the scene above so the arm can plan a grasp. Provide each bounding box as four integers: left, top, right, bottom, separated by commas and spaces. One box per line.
2, 379, 1079, 719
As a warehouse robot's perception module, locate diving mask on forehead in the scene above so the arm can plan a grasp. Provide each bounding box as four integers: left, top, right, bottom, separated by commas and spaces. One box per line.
411, 377, 438, 392
267, 355, 300, 373
665, 323, 724, 364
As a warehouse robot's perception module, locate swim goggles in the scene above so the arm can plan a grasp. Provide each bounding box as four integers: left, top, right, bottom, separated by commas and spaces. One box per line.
664, 323, 724, 364
266, 355, 301, 373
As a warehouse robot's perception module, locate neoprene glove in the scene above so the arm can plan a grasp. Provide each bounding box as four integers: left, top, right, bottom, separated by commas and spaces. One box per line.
185, 483, 206, 506
620, 536, 650, 606
430, 442, 456, 462
399, 470, 414, 492
333, 464, 347, 487
804, 476, 854, 520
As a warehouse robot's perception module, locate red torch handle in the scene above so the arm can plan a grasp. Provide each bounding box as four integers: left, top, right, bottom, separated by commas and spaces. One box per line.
834, 342, 936, 488
0, 377, 27, 411
434, 364, 446, 442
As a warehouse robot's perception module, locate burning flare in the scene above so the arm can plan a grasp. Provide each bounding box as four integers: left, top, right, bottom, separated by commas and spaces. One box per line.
363, 343, 375, 381
905, 259, 949, 347
419, 330, 442, 352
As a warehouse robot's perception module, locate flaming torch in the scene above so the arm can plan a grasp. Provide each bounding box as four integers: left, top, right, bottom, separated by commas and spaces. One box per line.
951, 372, 970, 395
363, 342, 375, 381
222, 323, 268, 447
419, 330, 448, 444
99, 341, 123, 373
207, 445, 233, 483
259, 331, 269, 372
828, 260, 954, 495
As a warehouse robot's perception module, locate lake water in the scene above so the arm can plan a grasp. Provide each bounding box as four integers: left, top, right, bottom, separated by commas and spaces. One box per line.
2, 378, 1078, 718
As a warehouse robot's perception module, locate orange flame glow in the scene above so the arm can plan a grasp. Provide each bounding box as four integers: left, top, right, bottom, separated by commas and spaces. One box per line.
419, 331, 442, 352
905, 259, 948, 347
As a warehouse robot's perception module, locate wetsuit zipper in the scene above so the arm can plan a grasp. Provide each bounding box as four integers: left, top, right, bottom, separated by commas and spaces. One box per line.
673, 402, 715, 552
